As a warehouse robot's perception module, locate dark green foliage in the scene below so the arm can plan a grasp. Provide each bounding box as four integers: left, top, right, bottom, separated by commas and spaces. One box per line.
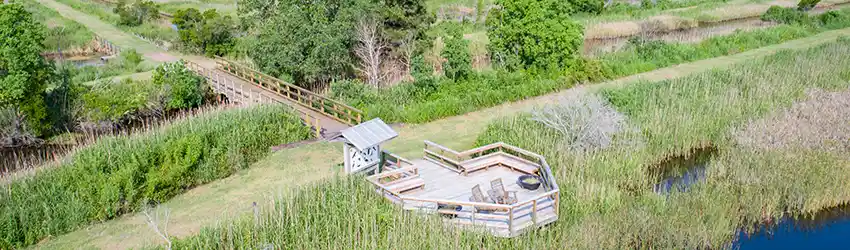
797, 0, 820, 11
79, 78, 157, 122
248, 0, 375, 88
487, 0, 584, 71
242, 0, 433, 87
410, 54, 434, 81
0, 105, 313, 248
441, 28, 472, 80
569, 0, 604, 14
114, 0, 160, 27
0, 4, 54, 137
152, 61, 207, 110
172, 8, 236, 56
761, 6, 809, 24
381, 0, 435, 54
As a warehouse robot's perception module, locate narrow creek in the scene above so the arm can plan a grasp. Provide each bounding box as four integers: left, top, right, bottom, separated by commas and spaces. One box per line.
734, 203, 850, 248
651, 147, 715, 194
584, 2, 850, 56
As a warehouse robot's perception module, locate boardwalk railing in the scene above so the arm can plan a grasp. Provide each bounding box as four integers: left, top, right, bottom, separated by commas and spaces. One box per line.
214, 57, 364, 126
184, 60, 323, 138
374, 142, 561, 237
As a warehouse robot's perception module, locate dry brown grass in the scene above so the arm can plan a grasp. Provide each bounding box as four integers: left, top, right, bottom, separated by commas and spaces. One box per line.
734, 88, 850, 155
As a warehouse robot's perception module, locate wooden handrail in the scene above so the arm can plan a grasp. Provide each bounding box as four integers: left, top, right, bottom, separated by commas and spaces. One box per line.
369, 165, 418, 180
184, 60, 322, 137
398, 196, 513, 210
213, 57, 364, 125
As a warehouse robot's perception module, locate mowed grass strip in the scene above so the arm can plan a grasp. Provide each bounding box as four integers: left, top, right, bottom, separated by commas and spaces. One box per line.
163, 37, 850, 249
0, 105, 313, 248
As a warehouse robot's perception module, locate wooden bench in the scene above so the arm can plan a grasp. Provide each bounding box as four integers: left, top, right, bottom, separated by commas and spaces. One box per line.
496, 153, 540, 175
459, 154, 502, 175
460, 152, 540, 175
384, 176, 425, 194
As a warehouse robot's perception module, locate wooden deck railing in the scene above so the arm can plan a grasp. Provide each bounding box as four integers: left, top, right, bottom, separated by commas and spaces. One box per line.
184, 60, 323, 138
214, 57, 364, 126
374, 142, 561, 236
423, 141, 560, 192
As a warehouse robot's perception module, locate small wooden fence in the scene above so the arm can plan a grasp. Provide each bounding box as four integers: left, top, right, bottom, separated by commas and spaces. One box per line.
369, 142, 560, 237
184, 60, 323, 138
214, 57, 364, 126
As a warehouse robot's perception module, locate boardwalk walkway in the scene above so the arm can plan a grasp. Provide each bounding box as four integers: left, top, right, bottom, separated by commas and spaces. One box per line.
37, 0, 354, 134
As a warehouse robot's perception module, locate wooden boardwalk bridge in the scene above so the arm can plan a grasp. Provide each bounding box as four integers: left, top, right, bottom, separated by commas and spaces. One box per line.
184, 58, 364, 137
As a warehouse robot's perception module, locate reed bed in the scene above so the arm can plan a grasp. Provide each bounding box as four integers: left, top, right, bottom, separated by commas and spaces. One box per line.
162, 33, 850, 250
0, 104, 313, 249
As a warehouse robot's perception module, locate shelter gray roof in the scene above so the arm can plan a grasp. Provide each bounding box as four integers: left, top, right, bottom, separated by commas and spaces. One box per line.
337, 118, 397, 151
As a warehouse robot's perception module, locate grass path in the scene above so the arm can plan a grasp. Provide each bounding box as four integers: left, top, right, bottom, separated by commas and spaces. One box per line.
30, 0, 850, 247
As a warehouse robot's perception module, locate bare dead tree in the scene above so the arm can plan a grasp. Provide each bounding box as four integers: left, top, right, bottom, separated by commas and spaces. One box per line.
353, 17, 387, 88
143, 205, 172, 250
399, 32, 416, 77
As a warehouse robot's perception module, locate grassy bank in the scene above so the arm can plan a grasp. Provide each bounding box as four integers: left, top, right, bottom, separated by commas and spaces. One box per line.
0, 105, 313, 248
332, 8, 850, 124
165, 31, 850, 249
17, 0, 95, 51
52, 0, 177, 44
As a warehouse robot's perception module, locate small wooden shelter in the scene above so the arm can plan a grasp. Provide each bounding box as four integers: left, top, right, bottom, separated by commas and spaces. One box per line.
328, 118, 398, 174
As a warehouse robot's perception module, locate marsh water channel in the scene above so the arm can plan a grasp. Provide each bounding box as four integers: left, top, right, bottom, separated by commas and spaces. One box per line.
651, 149, 850, 248
583, 3, 850, 56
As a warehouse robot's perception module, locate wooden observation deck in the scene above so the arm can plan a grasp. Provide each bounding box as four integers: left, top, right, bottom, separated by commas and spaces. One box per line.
367, 141, 560, 237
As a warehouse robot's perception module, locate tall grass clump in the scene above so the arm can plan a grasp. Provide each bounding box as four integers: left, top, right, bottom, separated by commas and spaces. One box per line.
0, 105, 313, 248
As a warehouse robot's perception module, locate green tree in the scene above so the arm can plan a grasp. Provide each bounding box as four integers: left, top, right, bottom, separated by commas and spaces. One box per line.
249, 0, 376, 88
152, 60, 206, 110
487, 0, 584, 71
441, 28, 472, 80
173, 8, 236, 56
798, 0, 820, 11
380, 0, 435, 54
114, 0, 159, 26
0, 4, 54, 136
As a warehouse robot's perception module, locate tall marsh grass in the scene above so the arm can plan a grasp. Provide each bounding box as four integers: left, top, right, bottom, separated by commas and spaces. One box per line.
169, 38, 850, 249
0, 105, 313, 248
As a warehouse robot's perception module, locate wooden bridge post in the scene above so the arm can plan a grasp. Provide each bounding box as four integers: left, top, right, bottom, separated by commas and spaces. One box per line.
508, 207, 514, 234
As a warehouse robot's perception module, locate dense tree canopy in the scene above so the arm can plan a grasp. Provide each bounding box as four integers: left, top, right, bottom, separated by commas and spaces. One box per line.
173, 8, 236, 56
487, 0, 584, 71
241, 0, 433, 88
0, 4, 53, 136
114, 0, 160, 26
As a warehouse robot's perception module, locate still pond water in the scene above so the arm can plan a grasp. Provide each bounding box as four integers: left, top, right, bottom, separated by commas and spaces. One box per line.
652, 149, 850, 249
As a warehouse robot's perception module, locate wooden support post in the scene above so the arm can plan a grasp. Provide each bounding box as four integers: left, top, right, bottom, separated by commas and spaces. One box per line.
532, 200, 538, 225
508, 207, 514, 234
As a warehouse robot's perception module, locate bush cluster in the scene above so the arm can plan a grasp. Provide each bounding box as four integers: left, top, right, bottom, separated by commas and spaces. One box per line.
114, 0, 160, 26
0, 105, 313, 248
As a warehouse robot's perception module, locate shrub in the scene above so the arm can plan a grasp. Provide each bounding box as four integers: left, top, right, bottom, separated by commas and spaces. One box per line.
151, 61, 207, 110
440, 28, 472, 80
761, 6, 809, 24
0, 105, 313, 248
114, 0, 160, 27
172, 8, 236, 56
531, 91, 632, 152
487, 0, 584, 71
570, 0, 604, 14
79, 79, 157, 122
797, 0, 820, 11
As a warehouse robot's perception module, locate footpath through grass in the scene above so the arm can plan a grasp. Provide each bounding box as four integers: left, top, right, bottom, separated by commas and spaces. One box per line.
167, 36, 850, 250
32, 26, 850, 249
0, 105, 312, 248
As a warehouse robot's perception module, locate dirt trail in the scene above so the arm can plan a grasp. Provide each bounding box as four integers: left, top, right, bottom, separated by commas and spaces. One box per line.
36, 0, 350, 133
31, 0, 850, 248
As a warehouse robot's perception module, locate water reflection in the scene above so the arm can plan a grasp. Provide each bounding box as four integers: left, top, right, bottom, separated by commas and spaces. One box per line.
735, 203, 850, 249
